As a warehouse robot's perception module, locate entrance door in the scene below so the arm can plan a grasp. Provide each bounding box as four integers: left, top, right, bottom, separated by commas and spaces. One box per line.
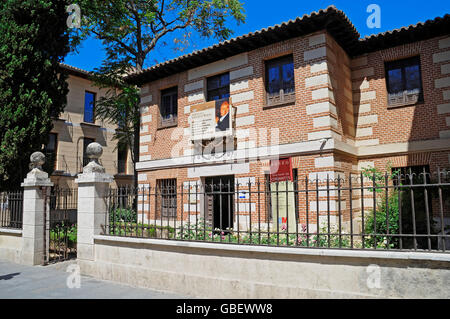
204, 175, 234, 231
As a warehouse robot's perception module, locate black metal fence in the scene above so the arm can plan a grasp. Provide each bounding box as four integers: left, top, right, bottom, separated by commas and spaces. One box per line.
102, 170, 450, 253
46, 187, 77, 263
0, 191, 23, 229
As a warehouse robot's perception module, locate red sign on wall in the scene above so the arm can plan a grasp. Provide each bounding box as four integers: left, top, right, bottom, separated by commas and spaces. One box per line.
269, 158, 293, 182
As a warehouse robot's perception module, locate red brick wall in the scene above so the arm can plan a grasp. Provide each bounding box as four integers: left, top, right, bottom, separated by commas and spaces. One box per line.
351, 35, 450, 145
136, 31, 450, 229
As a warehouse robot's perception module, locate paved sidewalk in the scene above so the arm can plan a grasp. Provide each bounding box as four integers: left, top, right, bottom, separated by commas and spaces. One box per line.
0, 259, 185, 299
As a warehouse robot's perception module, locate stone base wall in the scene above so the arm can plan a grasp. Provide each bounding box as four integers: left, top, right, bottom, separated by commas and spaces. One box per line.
0, 230, 23, 264
78, 235, 450, 299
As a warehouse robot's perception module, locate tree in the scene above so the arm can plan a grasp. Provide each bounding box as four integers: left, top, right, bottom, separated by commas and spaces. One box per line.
91, 72, 140, 167
0, 0, 72, 190
73, 0, 245, 184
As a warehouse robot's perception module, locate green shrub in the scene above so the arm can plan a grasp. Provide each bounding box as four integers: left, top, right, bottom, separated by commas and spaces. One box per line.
176, 219, 351, 248
109, 208, 137, 223
364, 190, 400, 249
361, 166, 400, 249
108, 221, 174, 238
49, 223, 77, 245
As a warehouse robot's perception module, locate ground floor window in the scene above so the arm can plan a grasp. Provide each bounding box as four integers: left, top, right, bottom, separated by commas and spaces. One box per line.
156, 179, 177, 218
204, 175, 234, 231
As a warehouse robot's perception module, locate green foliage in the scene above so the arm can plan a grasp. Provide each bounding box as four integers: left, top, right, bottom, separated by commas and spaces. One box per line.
90, 73, 140, 163
109, 207, 137, 223
73, 0, 246, 72
360, 165, 442, 249
364, 190, 400, 249
108, 222, 174, 238
50, 223, 77, 245
70, 0, 246, 177
176, 219, 351, 248
360, 165, 401, 249
0, 0, 72, 189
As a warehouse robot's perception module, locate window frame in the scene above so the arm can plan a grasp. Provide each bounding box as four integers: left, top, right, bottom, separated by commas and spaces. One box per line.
156, 178, 177, 218
385, 56, 424, 108
83, 91, 96, 123
159, 86, 178, 128
264, 55, 296, 107
117, 143, 128, 175
206, 72, 230, 102
43, 133, 58, 171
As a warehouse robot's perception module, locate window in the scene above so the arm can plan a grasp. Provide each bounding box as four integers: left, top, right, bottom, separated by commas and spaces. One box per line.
84, 91, 96, 123
82, 137, 95, 168
117, 144, 127, 174
265, 55, 295, 106
156, 179, 177, 218
159, 87, 178, 128
207, 73, 230, 102
43, 133, 57, 173
117, 110, 126, 131
385, 56, 423, 107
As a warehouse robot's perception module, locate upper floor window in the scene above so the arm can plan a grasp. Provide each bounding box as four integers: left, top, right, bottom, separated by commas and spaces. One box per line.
159, 87, 178, 128
265, 55, 295, 107
117, 109, 126, 131
84, 91, 96, 123
43, 133, 58, 173
207, 73, 230, 101
385, 56, 423, 107
117, 143, 127, 174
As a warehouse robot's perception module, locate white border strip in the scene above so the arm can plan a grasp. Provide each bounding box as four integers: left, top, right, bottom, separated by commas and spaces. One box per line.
94, 235, 450, 262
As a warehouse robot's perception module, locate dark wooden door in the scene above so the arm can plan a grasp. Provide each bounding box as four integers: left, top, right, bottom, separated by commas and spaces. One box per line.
204, 175, 234, 231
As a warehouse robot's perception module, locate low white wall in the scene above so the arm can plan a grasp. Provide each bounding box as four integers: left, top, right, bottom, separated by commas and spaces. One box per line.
79, 236, 450, 299
0, 229, 23, 264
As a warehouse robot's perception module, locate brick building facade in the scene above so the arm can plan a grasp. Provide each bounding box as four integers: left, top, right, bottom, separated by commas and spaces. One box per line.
128, 7, 450, 235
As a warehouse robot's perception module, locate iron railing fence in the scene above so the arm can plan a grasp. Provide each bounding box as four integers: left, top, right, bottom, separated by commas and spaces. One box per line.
46, 187, 78, 263
49, 187, 78, 212
0, 191, 23, 229
102, 170, 450, 253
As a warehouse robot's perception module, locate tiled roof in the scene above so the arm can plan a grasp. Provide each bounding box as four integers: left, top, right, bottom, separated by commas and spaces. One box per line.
60, 63, 92, 78
126, 6, 450, 85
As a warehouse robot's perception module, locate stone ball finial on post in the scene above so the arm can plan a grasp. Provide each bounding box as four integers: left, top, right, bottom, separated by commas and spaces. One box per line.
22, 151, 52, 186
30, 151, 46, 170
82, 142, 106, 174
85, 142, 103, 163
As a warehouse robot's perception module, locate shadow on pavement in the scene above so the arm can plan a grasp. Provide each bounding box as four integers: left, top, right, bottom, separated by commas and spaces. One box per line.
0, 272, 21, 280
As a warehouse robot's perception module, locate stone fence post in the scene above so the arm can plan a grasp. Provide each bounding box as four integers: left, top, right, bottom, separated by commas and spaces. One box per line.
21, 152, 53, 265
75, 142, 113, 263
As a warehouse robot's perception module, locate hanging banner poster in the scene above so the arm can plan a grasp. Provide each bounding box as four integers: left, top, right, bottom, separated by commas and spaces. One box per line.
269, 158, 296, 232
271, 180, 297, 233
189, 97, 233, 141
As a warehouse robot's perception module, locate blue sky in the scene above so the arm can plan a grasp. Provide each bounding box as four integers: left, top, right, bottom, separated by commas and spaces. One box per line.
64, 0, 450, 71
